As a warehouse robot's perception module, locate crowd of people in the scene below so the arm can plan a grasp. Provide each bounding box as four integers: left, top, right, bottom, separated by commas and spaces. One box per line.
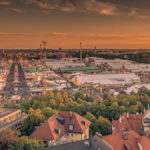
1, 63, 15, 104
1, 62, 30, 105
17, 63, 30, 99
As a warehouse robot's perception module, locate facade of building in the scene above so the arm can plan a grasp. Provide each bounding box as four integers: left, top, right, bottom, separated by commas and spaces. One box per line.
39, 133, 113, 150
0, 108, 27, 132
30, 111, 91, 144
143, 109, 150, 136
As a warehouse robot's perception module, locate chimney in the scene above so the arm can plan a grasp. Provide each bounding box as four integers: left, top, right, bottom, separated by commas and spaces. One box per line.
69, 112, 73, 120
147, 104, 150, 109
122, 132, 128, 140
127, 112, 129, 118
136, 112, 139, 115
119, 116, 122, 123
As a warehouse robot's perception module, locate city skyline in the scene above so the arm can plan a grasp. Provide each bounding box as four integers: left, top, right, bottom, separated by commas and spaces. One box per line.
0, 0, 150, 49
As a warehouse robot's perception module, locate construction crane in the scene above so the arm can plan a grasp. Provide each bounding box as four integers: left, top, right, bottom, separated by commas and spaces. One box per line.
80, 42, 82, 62
40, 40, 48, 63
40, 43, 42, 60
42, 40, 48, 50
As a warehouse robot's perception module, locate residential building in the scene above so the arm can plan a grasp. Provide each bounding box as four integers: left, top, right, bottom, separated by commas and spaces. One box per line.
102, 111, 150, 150
30, 111, 91, 144
0, 108, 27, 132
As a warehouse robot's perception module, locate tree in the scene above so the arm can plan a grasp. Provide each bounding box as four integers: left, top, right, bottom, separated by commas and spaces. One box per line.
0, 129, 20, 150
85, 112, 96, 122
47, 90, 54, 99
42, 107, 57, 119
74, 91, 84, 100
49, 99, 57, 108
95, 116, 112, 135
10, 136, 45, 150
138, 87, 150, 96
127, 105, 138, 114
22, 109, 45, 136
28, 107, 34, 114
55, 92, 64, 104
85, 112, 96, 135
109, 102, 120, 120
3, 101, 20, 109
84, 93, 92, 102
32, 100, 47, 110
21, 99, 31, 112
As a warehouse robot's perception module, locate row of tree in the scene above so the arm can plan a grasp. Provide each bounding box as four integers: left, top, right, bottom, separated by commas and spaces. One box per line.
19, 87, 150, 136
0, 128, 45, 150
100, 53, 150, 64
2, 87, 150, 149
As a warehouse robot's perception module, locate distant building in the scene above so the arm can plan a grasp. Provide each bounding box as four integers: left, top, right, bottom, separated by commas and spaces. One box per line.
74, 73, 140, 86
0, 108, 27, 132
103, 131, 141, 150
30, 111, 91, 144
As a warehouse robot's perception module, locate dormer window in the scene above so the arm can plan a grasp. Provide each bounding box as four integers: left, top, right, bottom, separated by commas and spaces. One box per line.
56, 115, 65, 125
54, 128, 61, 135
69, 124, 74, 132
81, 120, 85, 126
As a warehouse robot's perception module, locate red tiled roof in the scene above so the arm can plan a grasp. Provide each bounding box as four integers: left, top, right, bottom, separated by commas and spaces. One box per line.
29, 111, 91, 141
103, 131, 141, 150
105, 112, 150, 150
112, 113, 144, 135
140, 136, 150, 150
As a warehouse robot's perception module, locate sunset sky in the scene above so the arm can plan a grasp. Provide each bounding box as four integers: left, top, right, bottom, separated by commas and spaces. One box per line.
0, 0, 150, 49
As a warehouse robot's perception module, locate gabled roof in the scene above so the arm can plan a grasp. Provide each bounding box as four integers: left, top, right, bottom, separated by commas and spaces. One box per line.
103, 131, 141, 150
107, 112, 150, 150
29, 111, 91, 141
112, 113, 144, 136
140, 136, 150, 150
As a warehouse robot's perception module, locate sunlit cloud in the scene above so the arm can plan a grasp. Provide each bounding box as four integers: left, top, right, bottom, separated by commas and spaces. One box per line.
129, 8, 148, 19
0, 1, 9, 5
84, 0, 118, 16
0, 0, 149, 19
8, 8, 23, 13
51, 32, 70, 36
25, 0, 118, 15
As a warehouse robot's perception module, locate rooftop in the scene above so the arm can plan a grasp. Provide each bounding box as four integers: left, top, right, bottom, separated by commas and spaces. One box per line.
0, 108, 20, 118
103, 131, 141, 150
75, 73, 140, 85
112, 113, 144, 136
60, 66, 100, 72
30, 111, 91, 141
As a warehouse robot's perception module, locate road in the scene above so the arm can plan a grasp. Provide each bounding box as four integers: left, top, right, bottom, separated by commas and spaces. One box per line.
1, 62, 30, 105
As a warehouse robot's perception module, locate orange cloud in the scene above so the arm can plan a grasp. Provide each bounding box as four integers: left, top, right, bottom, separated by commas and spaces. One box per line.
0, 1, 9, 5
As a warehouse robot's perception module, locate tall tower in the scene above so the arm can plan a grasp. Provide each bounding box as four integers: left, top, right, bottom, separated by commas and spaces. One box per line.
80, 42, 82, 62
40, 43, 42, 60
41, 41, 48, 63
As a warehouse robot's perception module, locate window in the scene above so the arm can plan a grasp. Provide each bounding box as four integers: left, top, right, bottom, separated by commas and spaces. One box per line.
81, 120, 85, 126
69, 124, 74, 132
